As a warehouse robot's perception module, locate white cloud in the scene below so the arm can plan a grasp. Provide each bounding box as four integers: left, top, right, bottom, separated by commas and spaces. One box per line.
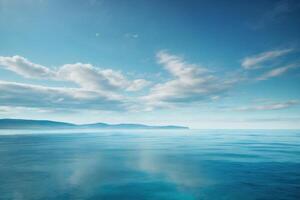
0, 55, 56, 78
241, 48, 293, 69
0, 55, 153, 112
234, 100, 299, 111
0, 106, 49, 114
58, 63, 150, 92
156, 50, 208, 78
1, 52, 296, 114
0, 80, 126, 111
142, 51, 233, 108
58, 63, 125, 91
0, 55, 149, 93
126, 79, 150, 91
257, 63, 299, 80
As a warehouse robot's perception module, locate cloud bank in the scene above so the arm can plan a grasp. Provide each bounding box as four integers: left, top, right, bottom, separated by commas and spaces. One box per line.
0, 50, 298, 115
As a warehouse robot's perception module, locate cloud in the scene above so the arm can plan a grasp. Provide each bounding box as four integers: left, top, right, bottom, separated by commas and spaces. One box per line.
0, 55, 152, 113
0, 55, 56, 78
0, 80, 126, 111
256, 63, 299, 80
126, 79, 150, 91
0, 55, 149, 92
142, 51, 233, 108
234, 100, 299, 111
0, 105, 50, 115
58, 63, 149, 92
1, 52, 296, 114
241, 48, 293, 69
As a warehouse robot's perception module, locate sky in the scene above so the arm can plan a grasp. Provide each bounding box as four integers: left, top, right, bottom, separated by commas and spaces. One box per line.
0, 0, 300, 129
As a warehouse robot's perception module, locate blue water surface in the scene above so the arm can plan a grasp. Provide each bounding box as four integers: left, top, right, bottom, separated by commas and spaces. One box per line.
0, 129, 299, 200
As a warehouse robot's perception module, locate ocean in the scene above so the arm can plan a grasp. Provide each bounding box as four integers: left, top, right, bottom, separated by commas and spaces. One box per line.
0, 129, 299, 200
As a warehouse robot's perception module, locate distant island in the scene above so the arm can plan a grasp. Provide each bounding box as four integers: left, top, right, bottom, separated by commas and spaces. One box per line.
0, 119, 189, 130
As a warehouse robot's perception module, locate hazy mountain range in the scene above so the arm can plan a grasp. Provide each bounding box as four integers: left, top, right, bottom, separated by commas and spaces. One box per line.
0, 119, 188, 130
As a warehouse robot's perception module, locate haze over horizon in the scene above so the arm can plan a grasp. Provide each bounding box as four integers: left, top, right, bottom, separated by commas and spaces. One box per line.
1, 0, 300, 129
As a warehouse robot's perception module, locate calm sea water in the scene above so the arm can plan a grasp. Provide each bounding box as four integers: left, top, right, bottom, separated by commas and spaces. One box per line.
0, 129, 299, 200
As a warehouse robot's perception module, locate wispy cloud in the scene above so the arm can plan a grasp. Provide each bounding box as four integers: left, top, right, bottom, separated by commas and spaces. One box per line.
0, 55, 149, 92
0, 52, 298, 115
257, 63, 299, 80
241, 48, 293, 69
0, 55, 56, 79
58, 63, 150, 92
0, 80, 126, 111
234, 100, 299, 111
0, 55, 152, 112
142, 51, 234, 109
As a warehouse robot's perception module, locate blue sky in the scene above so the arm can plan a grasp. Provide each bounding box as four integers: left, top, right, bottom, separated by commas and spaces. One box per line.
0, 0, 300, 129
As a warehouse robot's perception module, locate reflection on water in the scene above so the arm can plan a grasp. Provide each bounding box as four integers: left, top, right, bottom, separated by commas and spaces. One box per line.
0, 130, 300, 200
